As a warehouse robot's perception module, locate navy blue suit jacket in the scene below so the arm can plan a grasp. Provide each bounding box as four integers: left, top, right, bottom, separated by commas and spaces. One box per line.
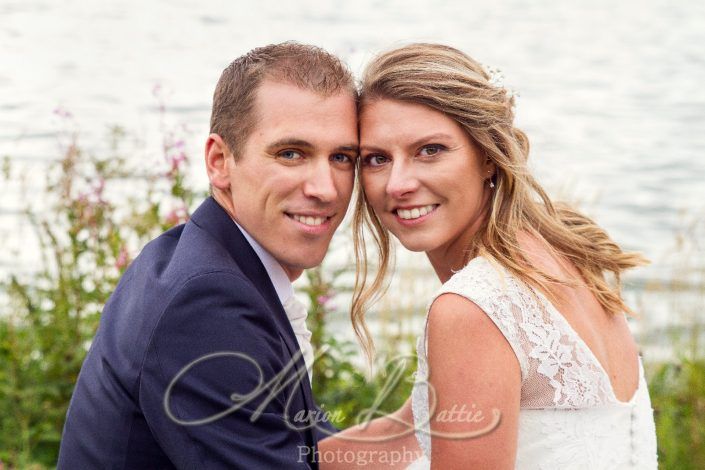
58, 197, 334, 469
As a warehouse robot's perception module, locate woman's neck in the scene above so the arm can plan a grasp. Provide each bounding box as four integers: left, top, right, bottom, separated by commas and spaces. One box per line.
426, 217, 485, 283
424, 189, 493, 282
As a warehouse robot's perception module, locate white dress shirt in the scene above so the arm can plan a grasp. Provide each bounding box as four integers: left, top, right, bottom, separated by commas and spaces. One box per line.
233, 221, 314, 384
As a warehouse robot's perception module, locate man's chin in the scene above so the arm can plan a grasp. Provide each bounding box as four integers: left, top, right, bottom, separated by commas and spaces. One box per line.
296, 253, 326, 270
278, 251, 328, 279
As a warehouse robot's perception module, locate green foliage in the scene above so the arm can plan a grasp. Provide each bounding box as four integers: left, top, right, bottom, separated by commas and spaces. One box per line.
1, 112, 703, 469
649, 359, 705, 469
645, 211, 705, 470
313, 337, 415, 430
0, 115, 414, 467
301, 266, 416, 430
0, 115, 203, 467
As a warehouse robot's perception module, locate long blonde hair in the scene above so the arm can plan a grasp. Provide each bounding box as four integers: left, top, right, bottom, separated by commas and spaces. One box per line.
351, 43, 647, 361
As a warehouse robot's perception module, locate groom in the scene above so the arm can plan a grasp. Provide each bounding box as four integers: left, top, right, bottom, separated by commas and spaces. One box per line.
58, 42, 358, 469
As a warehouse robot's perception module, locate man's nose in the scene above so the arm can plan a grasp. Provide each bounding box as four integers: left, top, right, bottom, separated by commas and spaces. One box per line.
302, 159, 338, 202
386, 160, 420, 199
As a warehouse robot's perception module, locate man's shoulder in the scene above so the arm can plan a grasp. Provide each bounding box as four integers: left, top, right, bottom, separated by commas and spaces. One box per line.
132, 218, 241, 283
95, 220, 271, 378
104, 217, 256, 331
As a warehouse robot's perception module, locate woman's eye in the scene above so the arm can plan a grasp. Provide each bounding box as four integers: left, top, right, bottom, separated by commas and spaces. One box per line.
278, 150, 302, 160
363, 154, 389, 167
419, 145, 445, 157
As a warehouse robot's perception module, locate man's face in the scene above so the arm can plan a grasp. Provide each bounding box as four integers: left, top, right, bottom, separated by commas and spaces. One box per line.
224, 80, 357, 280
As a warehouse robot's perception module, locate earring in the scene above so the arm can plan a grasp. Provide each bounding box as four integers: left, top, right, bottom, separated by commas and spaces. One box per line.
487, 169, 495, 189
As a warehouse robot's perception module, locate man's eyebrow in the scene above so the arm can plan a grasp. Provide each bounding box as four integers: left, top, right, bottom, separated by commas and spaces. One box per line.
266, 139, 359, 154
266, 138, 314, 152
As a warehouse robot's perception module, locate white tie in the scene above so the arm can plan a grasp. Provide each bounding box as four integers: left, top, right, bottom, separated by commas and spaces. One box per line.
282, 295, 314, 384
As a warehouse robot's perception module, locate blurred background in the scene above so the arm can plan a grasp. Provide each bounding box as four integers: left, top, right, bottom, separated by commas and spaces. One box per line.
1, 0, 703, 468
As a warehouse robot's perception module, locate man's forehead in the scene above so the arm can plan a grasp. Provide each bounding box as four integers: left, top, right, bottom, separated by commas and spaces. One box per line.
249, 81, 357, 146
254, 79, 355, 107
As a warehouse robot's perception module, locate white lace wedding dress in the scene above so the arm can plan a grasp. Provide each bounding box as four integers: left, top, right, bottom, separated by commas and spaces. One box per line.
408, 257, 658, 469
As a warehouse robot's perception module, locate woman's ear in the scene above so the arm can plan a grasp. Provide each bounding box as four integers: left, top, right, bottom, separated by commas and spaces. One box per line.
205, 133, 233, 190
483, 156, 497, 181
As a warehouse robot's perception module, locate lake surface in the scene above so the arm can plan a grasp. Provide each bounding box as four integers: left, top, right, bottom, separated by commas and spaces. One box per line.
1, 0, 704, 356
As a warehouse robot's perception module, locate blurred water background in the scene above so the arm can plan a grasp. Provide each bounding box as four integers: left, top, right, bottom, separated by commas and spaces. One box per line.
1, 0, 704, 361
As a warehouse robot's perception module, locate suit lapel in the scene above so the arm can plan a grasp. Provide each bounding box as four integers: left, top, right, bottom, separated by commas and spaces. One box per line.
189, 198, 318, 422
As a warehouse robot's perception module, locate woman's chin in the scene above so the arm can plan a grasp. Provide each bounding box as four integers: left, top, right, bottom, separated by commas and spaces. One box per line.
396, 236, 436, 253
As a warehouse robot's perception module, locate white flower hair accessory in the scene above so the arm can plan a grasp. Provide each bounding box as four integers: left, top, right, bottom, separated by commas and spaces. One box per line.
482, 63, 520, 104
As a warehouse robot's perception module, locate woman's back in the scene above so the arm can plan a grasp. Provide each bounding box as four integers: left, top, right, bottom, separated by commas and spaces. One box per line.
517, 234, 641, 403
410, 254, 658, 469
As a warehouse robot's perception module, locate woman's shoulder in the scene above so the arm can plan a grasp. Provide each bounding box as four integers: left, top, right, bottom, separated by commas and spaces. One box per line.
442, 233, 577, 300
427, 255, 530, 382
439, 255, 512, 299
432, 255, 526, 339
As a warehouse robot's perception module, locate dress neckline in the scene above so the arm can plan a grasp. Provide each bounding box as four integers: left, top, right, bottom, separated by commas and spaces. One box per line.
469, 256, 643, 406
532, 286, 643, 405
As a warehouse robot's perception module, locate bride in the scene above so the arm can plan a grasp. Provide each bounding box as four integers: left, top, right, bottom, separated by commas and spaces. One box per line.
320, 43, 658, 469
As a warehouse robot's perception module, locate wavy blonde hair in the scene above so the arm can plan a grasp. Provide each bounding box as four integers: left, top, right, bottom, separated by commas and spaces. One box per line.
351, 43, 647, 361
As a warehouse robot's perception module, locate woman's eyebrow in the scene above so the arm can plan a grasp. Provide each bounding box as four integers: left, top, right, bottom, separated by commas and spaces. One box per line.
359, 144, 387, 153
360, 133, 455, 153
407, 133, 455, 149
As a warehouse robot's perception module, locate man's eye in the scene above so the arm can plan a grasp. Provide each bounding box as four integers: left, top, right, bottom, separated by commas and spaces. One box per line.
331, 153, 352, 164
279, 150, 302, 160
362, 154, 389, 167
419, 145, 445, 157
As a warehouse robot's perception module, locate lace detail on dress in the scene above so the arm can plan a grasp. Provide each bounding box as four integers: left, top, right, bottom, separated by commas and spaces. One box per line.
411, 336, 432, 459
436, 257, 614, 409
409, 256, 658, 469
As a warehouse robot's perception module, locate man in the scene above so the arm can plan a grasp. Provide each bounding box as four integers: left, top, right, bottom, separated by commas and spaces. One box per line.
58, 42, 358, 469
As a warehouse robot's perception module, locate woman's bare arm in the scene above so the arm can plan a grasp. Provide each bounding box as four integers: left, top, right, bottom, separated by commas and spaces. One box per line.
318, 396, 423, 468
426, 293, 521, 469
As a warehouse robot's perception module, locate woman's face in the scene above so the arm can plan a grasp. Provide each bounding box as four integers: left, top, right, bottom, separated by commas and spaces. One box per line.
359, 98, 494, 261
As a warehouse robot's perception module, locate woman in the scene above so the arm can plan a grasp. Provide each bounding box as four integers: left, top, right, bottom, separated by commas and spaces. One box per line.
328, 43, 658, 469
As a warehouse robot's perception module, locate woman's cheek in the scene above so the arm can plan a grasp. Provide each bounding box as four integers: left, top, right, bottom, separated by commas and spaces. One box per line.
362, 175, 386, 208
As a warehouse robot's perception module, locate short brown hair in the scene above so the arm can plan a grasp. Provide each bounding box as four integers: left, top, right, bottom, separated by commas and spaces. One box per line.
210, 41, 356, 158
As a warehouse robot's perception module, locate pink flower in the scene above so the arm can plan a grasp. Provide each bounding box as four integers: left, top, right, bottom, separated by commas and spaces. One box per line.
94, 177, 105, 195
115, 245, 129, 270
53, 107, 73, 118
169, 151, 187, 172
165, 205, 189, 226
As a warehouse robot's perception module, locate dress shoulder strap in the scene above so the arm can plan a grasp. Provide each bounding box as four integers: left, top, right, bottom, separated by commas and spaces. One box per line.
427, 257, 530, 382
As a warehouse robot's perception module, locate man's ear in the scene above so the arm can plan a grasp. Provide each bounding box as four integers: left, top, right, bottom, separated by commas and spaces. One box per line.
205, 134, 233, 190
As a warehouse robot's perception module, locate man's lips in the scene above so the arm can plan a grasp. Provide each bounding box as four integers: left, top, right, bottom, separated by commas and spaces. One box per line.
285, 211, 334, 228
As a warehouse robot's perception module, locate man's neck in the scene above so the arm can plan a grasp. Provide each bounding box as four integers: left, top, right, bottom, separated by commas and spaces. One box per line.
213, 192, 303, 282
229, 217, 295, 304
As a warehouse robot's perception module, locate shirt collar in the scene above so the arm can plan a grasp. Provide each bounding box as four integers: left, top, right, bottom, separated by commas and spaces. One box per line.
233, 220, 294, 306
